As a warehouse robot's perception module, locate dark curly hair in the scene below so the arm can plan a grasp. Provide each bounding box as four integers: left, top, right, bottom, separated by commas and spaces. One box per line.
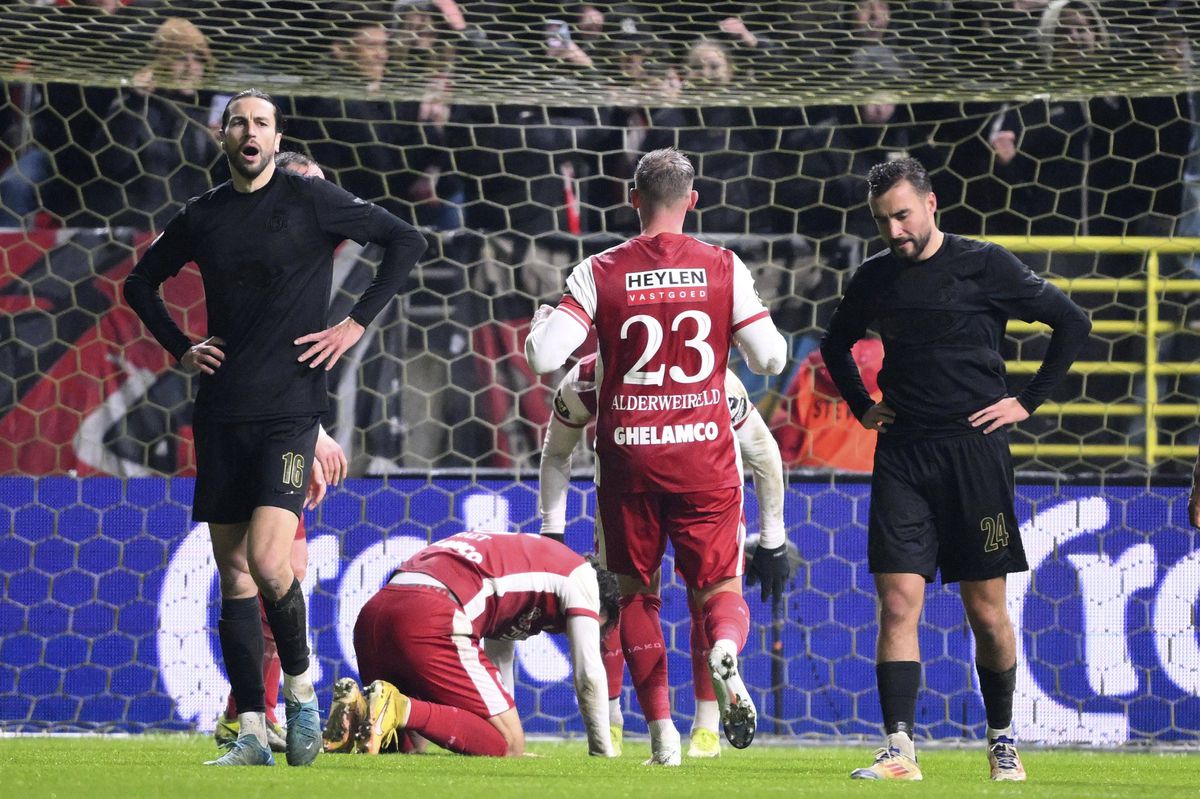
866, 157, 931, 198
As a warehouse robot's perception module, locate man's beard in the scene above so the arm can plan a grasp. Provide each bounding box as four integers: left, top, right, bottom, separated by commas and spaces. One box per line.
891, 229, 931, 261
227, 146, 271, 181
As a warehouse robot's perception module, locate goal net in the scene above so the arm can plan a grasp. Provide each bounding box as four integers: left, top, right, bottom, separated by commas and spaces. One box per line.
1, 1, 1198, 745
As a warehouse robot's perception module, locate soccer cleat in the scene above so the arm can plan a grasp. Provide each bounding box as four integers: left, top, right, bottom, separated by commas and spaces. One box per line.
641, 747, 681, 767
850, 745, 923, 781
265, 721, 287, 753
609, 723, 623, 757
213, 713, 238, 749
323, 678, 367, 754
709, 644, 757, 749
686, 724, 720, 758
360, 679, 411, 755
687, 727, 721, 758
204, 735, 275, 766
284, 694, 322, 766
988, 736, 1027, 781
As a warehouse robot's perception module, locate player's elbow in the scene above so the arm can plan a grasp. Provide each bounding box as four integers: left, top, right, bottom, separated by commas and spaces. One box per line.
525, 344, 560, 375
747, 334, 787, 376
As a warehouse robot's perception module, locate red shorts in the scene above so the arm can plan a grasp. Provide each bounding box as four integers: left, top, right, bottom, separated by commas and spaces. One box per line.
353, 585, 514, 719
295, 515, 306, 541
596, 486, 745, 589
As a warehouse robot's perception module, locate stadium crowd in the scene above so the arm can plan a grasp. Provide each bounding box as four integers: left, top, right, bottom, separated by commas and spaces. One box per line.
1, 0, 1198, 473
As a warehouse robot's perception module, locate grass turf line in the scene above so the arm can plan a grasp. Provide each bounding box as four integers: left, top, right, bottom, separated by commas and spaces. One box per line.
1, 736, 1195, 799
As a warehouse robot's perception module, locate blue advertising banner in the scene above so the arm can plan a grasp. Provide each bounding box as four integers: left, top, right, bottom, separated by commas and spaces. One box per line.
1, 477, 1197, 744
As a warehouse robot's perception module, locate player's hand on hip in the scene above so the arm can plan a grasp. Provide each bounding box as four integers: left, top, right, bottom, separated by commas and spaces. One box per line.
861, 401, 895, 433
746, 541, 791, 603
295, 317, 365, 371
969, 396, 1030, 434
314, 427, 348, 487
181, 336, 225, 375
304, 457, 327, 510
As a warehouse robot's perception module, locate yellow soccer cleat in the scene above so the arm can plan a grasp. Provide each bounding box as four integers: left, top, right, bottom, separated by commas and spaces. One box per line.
214, 713, 238, 748
850, 745, 923, 780
988, 737, 1027, 781
360, 679, 410, 755
609, 723, 623, 757
323, 677, 368, 753
687, 727, 721, 758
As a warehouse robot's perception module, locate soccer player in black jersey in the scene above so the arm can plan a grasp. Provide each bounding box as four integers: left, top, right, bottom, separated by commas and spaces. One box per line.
124, 90, 427, 767
820, 158, 1091, 782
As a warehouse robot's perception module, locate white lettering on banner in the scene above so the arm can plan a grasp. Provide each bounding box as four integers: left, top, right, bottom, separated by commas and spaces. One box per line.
614, 421, 719, 446
335, 535, 428, 674
610, 389, 722, 412
1067, 544, 1156, 696
1154, 550, 1200, 694
157, 524, 333, 731
1006, 497, 1127, 745
625, 269, 707, 290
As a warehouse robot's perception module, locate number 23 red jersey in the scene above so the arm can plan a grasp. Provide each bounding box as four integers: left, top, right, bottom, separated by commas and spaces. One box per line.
557, 232, 771, 493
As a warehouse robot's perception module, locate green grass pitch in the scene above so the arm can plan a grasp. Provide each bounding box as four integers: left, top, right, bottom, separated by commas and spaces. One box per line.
2, 736, 1195, 799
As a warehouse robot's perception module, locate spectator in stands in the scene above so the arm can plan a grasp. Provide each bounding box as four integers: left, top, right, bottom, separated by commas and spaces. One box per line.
981, 1, 1111, 238
845, 0, 912, 81
770, 337, 883, 473
82, 17, 221, 229
641, 38, 767, 234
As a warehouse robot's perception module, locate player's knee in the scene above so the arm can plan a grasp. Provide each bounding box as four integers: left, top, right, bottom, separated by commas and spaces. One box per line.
877, 593, 921, 629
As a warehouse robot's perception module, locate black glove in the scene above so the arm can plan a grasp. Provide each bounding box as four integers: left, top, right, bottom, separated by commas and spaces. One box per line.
745, 542, 790, 603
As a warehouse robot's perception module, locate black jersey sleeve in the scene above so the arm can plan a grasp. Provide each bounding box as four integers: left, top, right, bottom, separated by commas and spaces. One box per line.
985, 246, 1092, 413
306, 178, 428, 327
123, 206, 196, 362
820, 265, 879, 421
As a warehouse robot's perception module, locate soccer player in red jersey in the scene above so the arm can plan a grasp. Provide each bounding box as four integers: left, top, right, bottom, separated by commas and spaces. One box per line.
538, 354, 787, 758
525, 148, 787, 763
325, 531, 618, 758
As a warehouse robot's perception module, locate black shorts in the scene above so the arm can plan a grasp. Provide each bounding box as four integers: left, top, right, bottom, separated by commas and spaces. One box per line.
192, 414, 320, 524
867, 431, 1028, 583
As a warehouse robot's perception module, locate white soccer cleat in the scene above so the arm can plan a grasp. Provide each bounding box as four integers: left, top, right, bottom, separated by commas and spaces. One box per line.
709, 642, 756, 749
988, 736, 1027, 781
850, 744, 923, 781
641, 747, 681, 767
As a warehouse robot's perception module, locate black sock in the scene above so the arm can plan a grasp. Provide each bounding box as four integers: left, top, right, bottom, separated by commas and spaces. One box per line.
262, 578, 310, 677
976, 662, 1017, 733
877, 661, 921, 739
219, 596, 265, 714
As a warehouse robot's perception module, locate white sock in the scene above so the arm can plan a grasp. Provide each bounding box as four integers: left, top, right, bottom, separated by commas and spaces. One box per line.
238, 711, 268, 747
283, 670, 316, 704
987, 725, 1015, 743
648, 718, 680, 755
887, 731, 917, 761
692, 700, 719, 734
608, 698, 623, 730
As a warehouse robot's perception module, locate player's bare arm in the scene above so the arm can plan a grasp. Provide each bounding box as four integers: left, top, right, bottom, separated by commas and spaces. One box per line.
181, 336, 226, 375
294, 316, 365, 371
304, 458, 327, 510
969, 397, 1031, 435
314, 425, 347, 487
